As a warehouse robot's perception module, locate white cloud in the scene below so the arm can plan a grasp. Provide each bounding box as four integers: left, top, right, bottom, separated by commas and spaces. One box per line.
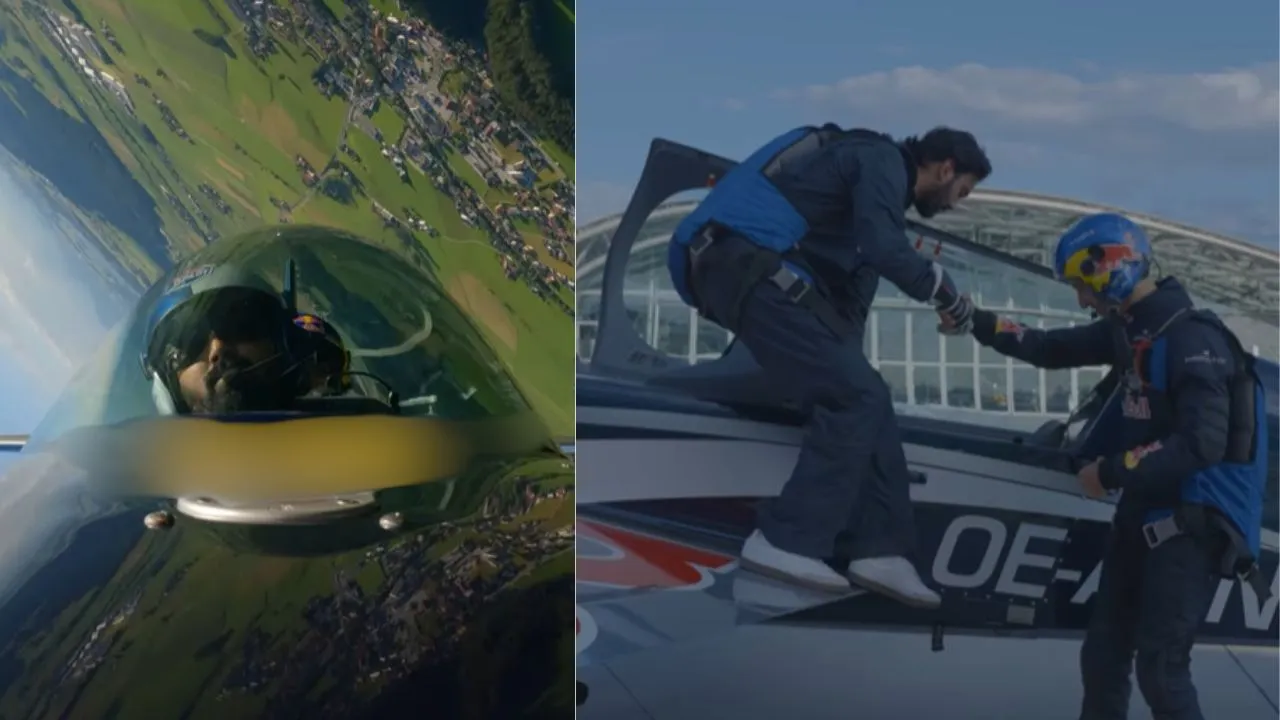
773, 62, 1280, 244
782, 62, 1278, 133
0, 165, 123, 427
776, 62, 1279, 171
698, 96, 748, 114
980, 139, 1046, 167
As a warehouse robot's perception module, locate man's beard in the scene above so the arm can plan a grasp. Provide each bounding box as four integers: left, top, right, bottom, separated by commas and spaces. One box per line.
913, 183, 954, 219
194, 355, 291, 414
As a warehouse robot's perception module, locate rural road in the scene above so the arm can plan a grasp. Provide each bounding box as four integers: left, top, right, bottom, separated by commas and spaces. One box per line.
348, 308, 434, 358
290, 93, 367, 214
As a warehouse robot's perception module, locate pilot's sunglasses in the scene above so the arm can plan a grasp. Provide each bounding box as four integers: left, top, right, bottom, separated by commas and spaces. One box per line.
150, 289, 292, 371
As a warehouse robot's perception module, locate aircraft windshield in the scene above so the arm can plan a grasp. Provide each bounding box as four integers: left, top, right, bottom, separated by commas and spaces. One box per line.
28, 226, 533, 449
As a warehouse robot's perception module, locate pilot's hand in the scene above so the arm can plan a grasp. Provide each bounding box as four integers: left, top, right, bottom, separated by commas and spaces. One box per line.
1077, 458, 1107, 499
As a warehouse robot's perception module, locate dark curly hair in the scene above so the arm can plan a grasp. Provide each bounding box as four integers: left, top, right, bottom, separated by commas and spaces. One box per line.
902, 127, 992, 180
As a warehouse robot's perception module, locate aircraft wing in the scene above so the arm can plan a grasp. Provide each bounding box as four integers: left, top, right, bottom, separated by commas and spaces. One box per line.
0, 435, 27, 453
576, 508, 863, 669
568, 441, 833, 668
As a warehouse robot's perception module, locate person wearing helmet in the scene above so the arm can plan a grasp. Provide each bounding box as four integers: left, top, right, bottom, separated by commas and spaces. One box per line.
942, 213, 1268, 720
142, 264, 305, 414
291, 313, 352, 396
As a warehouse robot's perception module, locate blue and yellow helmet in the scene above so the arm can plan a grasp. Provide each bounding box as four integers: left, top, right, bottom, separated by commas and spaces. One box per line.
1052, 212, 1153, 305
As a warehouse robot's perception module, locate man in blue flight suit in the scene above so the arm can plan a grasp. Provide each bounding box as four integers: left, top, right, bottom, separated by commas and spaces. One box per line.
945, 213, 1269, 720
667, 125, 992, 606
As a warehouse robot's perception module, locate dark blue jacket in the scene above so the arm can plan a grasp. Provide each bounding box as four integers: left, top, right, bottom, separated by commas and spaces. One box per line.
777, 132, 938, 309
672, 127, 945, 320
972, 278, 1267, 553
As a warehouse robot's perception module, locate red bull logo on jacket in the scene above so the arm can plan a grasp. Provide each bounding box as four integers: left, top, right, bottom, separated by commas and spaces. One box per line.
994, 317, 1026, 341
1123, 440, 1163, 470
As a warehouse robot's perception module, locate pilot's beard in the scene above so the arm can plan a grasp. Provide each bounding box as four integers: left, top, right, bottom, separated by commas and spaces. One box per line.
914, 190, 947, 219
914, 181, 959, 220
197, 356, 291, 414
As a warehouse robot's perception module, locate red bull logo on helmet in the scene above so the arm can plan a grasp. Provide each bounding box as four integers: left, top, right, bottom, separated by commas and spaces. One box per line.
1090, 240, 1139, 276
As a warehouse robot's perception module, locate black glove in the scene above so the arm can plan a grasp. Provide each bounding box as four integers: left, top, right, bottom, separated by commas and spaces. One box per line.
929, 264, 974, 334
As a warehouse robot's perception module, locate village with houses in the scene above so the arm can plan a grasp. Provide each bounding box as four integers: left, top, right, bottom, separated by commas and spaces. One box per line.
47, 466, 573, 715
19, 0, 574, 317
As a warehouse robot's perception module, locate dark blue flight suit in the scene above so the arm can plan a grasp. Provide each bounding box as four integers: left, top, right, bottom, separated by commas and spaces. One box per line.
669, 126, 961, 565
971, 277, 1269, 720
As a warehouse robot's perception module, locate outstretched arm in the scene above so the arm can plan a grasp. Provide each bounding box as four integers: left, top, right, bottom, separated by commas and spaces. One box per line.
971, 310, 1114, 369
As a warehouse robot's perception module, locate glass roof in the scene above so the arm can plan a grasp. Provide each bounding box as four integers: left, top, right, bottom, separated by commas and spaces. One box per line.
578, 192, 1280, 360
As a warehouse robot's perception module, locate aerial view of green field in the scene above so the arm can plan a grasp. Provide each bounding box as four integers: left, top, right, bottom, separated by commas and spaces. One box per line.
0, 0, 577, 717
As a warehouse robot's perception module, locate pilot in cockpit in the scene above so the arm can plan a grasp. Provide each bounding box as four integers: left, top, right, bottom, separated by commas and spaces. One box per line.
142, 264, 308, 415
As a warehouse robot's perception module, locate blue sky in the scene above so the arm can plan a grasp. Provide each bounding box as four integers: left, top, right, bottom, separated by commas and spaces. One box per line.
577, 0, 1280, 247
0, 164, 122, 436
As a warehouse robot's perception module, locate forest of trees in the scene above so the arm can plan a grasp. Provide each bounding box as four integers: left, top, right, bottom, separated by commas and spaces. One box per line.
404, 0, 574, 152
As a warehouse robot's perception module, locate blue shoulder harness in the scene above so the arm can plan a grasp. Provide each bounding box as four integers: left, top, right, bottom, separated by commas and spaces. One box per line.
666, 127, 819, 307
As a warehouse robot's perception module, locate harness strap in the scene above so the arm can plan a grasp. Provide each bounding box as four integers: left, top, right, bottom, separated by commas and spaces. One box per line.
1142, 506, 1272, 597
688, 226, 853, 337
770, 263, 855, 337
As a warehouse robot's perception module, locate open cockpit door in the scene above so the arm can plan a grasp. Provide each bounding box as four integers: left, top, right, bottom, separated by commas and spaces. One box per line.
587, 139, 736, 377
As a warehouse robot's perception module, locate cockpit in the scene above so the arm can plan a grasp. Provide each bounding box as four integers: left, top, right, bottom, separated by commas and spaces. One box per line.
30, 225, 537, 447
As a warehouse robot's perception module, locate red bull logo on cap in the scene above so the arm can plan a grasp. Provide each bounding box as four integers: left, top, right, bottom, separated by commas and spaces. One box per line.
293, 314, 328, 335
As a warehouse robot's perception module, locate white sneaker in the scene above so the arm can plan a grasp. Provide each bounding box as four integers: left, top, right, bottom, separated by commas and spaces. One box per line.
739, 530, 850, 593
846, 556, 942, 609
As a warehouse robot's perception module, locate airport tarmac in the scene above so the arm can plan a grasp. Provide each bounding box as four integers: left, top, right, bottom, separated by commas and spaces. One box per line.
579, 624, 1279, 719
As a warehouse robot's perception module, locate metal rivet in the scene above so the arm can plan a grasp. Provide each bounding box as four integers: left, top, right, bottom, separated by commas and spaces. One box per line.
379, 512, 404, 531
144, 510, 174, 530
